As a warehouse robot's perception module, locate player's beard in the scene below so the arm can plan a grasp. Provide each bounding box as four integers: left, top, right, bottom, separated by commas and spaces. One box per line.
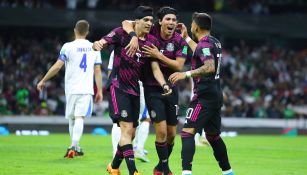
192, 33, 198, 43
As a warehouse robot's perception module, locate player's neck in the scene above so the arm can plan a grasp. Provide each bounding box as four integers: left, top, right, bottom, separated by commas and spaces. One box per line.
197, 31, 210, 41
135, 27, 146, 40
160, 33, 172, 40
75, 35, 86, 40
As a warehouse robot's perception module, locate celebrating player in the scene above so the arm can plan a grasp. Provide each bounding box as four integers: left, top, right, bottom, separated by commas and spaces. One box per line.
122, 6, 189, 175
108, 50, 151, 163
169, 12, 235, 175
93, 6, 171, 175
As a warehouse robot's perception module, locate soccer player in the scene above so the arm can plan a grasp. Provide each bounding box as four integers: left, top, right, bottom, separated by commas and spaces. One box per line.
36, 20, 103, 158
122, 7, 189, 175
92, 6, 171, 175
190, 78, 210, 147
169, 13, 235, 175
108, 50, 150, 163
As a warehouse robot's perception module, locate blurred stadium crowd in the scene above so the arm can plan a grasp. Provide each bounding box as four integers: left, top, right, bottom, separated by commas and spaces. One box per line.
1, 0, 307, 14
1, 35, 306, 118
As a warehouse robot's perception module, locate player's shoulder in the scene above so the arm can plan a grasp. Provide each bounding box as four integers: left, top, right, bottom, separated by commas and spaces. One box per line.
199, 36, 216, 47
173, 32, 184, 40
113, 27, 126, 34
208, 35, 221, 44
146, 33, 157, 40
170, 32, 186, 45
84, 39, 93, 44
60, 41, 74, 51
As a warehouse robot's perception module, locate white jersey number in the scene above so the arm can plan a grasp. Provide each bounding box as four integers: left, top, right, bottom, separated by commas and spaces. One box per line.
215, 53, 222, 79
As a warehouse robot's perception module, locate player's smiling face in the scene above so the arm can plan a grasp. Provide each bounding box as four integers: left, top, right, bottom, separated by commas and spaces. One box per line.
159, 14, 177, 36
139, 16, 154, 34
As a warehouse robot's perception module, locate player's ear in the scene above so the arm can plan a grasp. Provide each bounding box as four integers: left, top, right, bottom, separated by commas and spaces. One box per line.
159, 19, 162, 25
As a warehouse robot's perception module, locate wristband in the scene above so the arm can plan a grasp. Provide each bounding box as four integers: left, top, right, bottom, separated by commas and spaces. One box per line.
162, 84, 169, 89
185, 71, 192, 78
185, 37, 191, 43
129, 31, 137, 37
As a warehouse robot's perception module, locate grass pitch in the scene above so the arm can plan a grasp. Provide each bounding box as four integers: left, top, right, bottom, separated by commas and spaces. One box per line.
0, 134, 307, 175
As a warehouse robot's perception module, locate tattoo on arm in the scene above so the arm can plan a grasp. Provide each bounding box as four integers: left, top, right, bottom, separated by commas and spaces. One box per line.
191, 59, 215, 77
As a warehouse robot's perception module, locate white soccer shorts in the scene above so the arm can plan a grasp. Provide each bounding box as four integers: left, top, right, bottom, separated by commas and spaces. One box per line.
139, 81, 149, 121
65, 94, 93, 119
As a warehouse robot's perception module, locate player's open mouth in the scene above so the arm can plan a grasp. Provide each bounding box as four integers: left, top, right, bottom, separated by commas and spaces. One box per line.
167, 26, 174, 31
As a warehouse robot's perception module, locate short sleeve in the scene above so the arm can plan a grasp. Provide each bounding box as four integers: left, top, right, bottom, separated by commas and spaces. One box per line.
58, 43, 69, 62
103, 28, 121, 45
175, 38, 188, 59
107, 50, 114, 70
198, 44, 214, 63
94, 50, 102, 65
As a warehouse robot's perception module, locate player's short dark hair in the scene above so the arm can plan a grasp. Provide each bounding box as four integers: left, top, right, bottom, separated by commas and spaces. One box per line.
133, 6, 153, 20
192, 12, 212, 31
75, 20, 89, 36
156, 6, 178, 21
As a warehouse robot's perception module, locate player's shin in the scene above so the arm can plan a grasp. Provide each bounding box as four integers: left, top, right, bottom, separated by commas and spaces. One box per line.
121, 144, 138, 174
181, 131, 195, 171
205, 134, 232, 171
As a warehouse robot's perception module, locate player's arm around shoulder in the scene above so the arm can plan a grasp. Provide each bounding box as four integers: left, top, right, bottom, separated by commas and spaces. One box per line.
92, 39, 107, 51
122, 20, 139, 57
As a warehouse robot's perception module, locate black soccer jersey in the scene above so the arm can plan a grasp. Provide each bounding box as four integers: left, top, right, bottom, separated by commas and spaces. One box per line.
191, 35, 223, 103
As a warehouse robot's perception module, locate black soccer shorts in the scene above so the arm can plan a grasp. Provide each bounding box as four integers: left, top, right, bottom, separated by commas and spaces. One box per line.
183, 98, 222, 135
108, 85, 140, 128
144, 86, 178, 126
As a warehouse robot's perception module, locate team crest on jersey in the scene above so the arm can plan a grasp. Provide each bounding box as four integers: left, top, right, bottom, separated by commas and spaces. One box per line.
121, 110, 128, 118
166, 43, 174, 52
151, 110, 156, 118
107, 31, 115, 38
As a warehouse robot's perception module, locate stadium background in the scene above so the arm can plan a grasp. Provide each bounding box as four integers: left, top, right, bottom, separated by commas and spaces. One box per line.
0, 0, 306, 135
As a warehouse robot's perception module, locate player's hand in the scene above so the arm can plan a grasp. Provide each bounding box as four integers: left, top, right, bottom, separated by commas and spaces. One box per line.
142, 44, 161, 59
36, 80, 45, 92
92, 40, 106, 51
177, 23, 188, 39
94, 91, 103, 103
162, 84, 172, 96
169, 72, 186, 84
125, 36, 139, 57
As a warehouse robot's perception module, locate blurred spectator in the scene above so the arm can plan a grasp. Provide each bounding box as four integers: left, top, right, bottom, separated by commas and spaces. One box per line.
66, 0, 78, 10
0, 31, 306, 118
1, 0, 306, 14
87, 0, 100, 9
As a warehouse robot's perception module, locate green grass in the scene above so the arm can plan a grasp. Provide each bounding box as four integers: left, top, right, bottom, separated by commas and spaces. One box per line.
1, 134, 307, 175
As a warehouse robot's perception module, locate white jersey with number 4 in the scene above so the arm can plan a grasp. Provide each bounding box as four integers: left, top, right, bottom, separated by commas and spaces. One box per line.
59, 39, 102, 95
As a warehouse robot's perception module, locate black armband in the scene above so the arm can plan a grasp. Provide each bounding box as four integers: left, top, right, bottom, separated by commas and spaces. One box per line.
129, 31, 137, 37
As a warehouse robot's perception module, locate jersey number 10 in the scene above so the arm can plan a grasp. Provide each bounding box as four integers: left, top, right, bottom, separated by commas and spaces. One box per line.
79, 53, 87, 72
